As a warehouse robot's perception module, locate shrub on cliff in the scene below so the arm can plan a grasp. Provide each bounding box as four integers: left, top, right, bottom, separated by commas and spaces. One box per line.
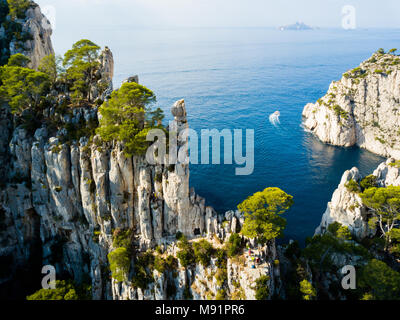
254, 275, 270, 300
108, 247, 131, 282
7, 53, 29, 67
360, 175, 377, 191
299, 279, 316, 300
238, 187, 293, 243
63, 39, 101, 103
0, 54, 50, 115
345, 179, 360, 193
225, 233, 243, 257
327, 222, 352, 240
358, 259, 400, 300
112, 228, 134, 250
332, 104, 349, 119
39, 54, 59, 86
376, 48, 385, 55
26, 280, 90, 300
176, 236, 195, 268
193, 239, 214, 267
361, 186, 400, 252
303, 233, 371, 271
97, 81, 164, 157
132, 251, 155, 289
7, 0, 30, 19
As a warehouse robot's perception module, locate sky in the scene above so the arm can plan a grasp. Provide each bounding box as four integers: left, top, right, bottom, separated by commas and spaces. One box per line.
35, 0, 400, 29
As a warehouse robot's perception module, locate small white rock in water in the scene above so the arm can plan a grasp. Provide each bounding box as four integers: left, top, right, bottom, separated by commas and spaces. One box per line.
269, 111, 281, 126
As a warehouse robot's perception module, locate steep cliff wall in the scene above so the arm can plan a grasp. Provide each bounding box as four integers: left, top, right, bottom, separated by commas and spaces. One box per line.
315, 158, 400, 240
0, 2, 277, 299
0, 96, 278, 300
0, 1, 54, 69
302, 51, 400, 159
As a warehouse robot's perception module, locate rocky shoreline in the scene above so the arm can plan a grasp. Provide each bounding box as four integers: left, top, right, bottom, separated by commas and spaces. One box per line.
302, 51, 400, 159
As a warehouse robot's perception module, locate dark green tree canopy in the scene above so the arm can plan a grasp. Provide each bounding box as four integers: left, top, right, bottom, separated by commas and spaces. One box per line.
7, 53, 30, 67
238, 187, 293, 242
63, 39, 101, 102
7, 0, 30, 19
0, 54, 50, 115
358, 259, 400, 300
96, 82, 162, 157
361, 186, 400, 250
26, 280, 90, 300
38, 54, 58, 86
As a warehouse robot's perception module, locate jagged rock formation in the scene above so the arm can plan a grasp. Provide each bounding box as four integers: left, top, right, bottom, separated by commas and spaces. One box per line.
315, 158, 400, 240
96, 46, 114, 100
0, 93, 277, 300
0, 0, 280, 301
0, 1, 54, 69
315, 167, 371, 240
302, 52, 400, 159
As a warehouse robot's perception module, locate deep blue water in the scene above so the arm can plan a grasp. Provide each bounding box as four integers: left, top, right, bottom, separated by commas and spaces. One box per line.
54, 27, 400, 243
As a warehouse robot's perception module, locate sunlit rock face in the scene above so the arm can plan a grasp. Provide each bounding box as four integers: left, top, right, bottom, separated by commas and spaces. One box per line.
0, 0, 280, 300
303, 52, 400, 159
315, 158, 400, 240
9, 3, 54, 69
0, 96, 278, 300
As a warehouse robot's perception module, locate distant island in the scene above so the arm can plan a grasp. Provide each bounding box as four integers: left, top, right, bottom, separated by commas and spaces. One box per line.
279, 21, 314, 31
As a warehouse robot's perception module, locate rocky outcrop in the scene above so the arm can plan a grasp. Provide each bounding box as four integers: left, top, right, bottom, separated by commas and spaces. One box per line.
0, 0, 278, 300
315, 158, 400, 239
0, 94, 277, 299
7, 2, 54, 69
303, 52, 400, 159
96, 47, 114, 100
315, 167, 370, 239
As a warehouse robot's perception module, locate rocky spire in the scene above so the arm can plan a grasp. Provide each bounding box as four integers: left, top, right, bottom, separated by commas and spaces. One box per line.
98, 46, 114, 99
9, 2, 54, 69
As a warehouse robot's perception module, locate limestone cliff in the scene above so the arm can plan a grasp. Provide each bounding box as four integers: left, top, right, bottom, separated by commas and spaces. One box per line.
0, 94, 278, 300
0, 0, 54, 69
315, 158, 400, 240
0, 1, 277, 300
302, 51, 400, 159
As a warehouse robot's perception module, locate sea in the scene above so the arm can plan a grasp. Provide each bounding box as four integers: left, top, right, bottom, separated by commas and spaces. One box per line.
53, 27, 400, 244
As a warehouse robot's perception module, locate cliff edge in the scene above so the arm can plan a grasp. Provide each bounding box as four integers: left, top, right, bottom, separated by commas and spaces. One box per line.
302, 50, 400, 159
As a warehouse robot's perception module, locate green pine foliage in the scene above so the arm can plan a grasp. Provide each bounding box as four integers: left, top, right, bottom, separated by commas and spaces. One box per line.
38, 54, 58, 86
192, 239, 214, 267
0, 54, 50, 115
108, 247, 130, 283
26, 280, 91, 300
299, 279, 316, 300
361, 186, 400, 251
360, 175, 377, 191
225, 233, 243, 257
254, 275, 270, 300
96, 81, 164, 157
7, 0, 30, 19
238, 187, 293, 243
345, 179, 360, 193
132, 251, 155, 290
327, 222, 352, 240
358, 259, 400, 300
63, 39, 101, 103
176, 236, 195, 268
